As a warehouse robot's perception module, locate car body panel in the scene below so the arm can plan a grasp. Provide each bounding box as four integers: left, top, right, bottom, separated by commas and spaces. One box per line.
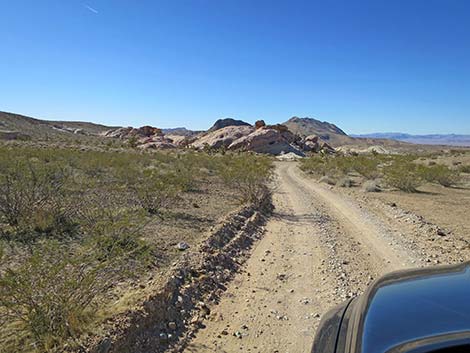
312, 262, 470, 353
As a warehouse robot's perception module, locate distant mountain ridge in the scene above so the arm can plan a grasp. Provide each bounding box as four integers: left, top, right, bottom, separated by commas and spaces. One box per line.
2, 110, 468, 148
352, 133, 470, 147
161, 127, 201, 136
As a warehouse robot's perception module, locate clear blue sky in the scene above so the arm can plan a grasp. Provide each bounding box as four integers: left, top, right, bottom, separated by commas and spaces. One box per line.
1, 0, 469, 134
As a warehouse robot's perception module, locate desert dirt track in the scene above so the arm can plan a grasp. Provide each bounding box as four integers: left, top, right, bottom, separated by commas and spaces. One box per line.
185, 161, 419, 353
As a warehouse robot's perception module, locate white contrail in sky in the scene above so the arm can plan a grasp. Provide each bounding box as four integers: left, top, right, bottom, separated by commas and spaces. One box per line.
84, 4, 99, 14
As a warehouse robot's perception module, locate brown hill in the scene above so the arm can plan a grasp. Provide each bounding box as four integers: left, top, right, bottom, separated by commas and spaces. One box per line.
0, 111, 116, 141
282, 116, 356, 146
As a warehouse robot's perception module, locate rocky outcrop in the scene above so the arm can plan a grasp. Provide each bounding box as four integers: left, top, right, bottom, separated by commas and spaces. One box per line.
255, 120, 266, 129
208, 118, 251, 132
104, 125, 176, 150
189, 122, 335, 155
104, 126, 163, 139
103, 120, 335, 155
191, 125, 255, 150
229, 127, 304, 156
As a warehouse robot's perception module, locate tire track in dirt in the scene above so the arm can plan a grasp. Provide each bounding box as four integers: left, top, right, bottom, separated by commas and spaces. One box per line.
183, 162, 417, 353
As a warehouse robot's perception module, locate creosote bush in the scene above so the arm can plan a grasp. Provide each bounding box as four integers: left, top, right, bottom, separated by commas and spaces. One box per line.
417, 164, 459, 187
299, 154, 381, 179
0, 145, 272, 352
458, 165, 470, 174
383, 160, 422, 192
218, 154, 272, 204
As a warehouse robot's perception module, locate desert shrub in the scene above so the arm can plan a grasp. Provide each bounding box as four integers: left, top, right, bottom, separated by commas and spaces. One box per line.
218, 154, 272, 204
0, 233, 150, 351
300, 155, 381, 179
127, 136, 139, 148
171, 152, 211, 191
351, 156, 381, 179
299, 156, 328, 175
129, 169, 180, 216
458, 165, 470, 174
417, 164, 459, 187
0, 241, 101, 351
363, 180, 380, 192
0, 145, 261, 351
337, 177, 353, 187
383, 160, 422, 192
0, 160, 78, 242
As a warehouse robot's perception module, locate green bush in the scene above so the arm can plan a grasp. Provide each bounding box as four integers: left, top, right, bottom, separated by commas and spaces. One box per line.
384, 160, 422, 192
0, 145, 271, 351
417, 164, 459, 187
459, 165, 470, 173
218, 154, 272, 204
351, 156, 381, 179
131, 169, 180, 216
300, 155, 381, 180
0, 160, 78, 242
0, 241, 100, 351
0, 237, 150, 351
299, 156, 328, 175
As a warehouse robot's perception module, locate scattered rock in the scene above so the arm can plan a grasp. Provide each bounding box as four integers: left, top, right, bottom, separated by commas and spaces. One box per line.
176, 242, 190, 251
319, 176, 336, 186
159, 333, 168, 343
96, 338, 112, 353
337, 177, 353, 188
437, 228, 447, 236
363, 180, 380, 192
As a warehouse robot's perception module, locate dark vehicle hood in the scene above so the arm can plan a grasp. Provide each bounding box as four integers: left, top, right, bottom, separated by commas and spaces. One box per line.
353, 262, 470, 352
317, 262, 470, 353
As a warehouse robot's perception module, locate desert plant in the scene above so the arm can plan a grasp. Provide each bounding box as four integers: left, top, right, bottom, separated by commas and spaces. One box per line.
0, 223, 151, 352
383, 160, 422, 192
458, 165, 470, 174
299, 156, 328, 175
0, 160, 77, 242
131, 169, 180, 216
0, 241, 103, 351
354, 156, 381, 179
218, 154, 272, 204
127, 136, 139, 148
417, 164, 459, 187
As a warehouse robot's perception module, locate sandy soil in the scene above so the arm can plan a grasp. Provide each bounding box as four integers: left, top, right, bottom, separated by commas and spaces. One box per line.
184, 162, 431, 353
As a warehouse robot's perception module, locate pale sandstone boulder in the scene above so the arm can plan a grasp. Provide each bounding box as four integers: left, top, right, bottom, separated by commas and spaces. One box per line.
229, 128, 304, 156
191, 125, 254, 149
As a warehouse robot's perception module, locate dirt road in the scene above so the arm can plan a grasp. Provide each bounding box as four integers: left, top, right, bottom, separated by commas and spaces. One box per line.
185, 162, 419, 353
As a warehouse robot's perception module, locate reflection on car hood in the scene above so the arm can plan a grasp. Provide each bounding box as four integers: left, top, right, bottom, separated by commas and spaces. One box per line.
351, 262, 470, 353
